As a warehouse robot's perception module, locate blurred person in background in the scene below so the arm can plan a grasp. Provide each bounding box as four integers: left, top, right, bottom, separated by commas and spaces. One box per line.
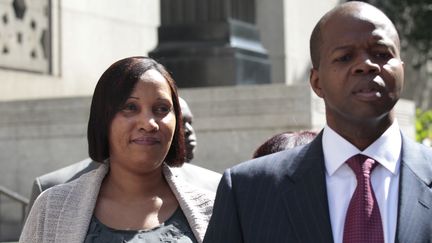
180, 97, 196, 162
252, 130, 317, 158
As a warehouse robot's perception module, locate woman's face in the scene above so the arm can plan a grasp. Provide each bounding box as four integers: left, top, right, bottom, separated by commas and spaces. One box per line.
108, 69, 176, 173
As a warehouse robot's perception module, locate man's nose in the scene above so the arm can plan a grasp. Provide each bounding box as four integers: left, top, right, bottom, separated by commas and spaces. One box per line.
353, 56, 381, 74
184, 122, 193, 135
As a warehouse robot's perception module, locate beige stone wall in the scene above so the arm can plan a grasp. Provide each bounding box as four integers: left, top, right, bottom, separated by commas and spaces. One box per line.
256, 0, 285, 83
283, 0, 339, 85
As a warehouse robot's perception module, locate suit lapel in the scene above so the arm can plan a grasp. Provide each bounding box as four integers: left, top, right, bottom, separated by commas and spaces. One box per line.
280, 133, 334, 243
277, 132, 432, 243
396, 135, 432, 242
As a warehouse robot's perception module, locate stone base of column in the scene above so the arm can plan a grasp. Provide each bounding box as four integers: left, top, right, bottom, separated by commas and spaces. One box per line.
149, 20, 271, 87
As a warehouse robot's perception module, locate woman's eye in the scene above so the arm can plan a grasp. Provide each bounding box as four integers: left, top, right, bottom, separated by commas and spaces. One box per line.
122, 103, 138, 112
154, 105, 171, 115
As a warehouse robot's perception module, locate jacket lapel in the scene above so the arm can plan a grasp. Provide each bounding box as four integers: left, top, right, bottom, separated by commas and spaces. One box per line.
396, 135, 432, 242
163, 165, 215, 243
280, 133, 334, 243
55, 163, 108, 243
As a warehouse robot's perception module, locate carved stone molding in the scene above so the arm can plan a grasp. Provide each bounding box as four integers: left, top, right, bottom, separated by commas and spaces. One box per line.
0, 0, 51, 73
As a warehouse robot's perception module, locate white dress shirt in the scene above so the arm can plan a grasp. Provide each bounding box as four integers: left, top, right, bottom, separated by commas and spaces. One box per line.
323, 121, 401, 243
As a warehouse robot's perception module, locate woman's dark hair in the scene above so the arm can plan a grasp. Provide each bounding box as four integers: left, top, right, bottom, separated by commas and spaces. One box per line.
88, 56, 185, 166
253, 130, 317, 158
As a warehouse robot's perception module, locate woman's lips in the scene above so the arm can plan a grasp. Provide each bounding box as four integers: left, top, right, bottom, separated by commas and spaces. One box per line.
131, 136, 160, 145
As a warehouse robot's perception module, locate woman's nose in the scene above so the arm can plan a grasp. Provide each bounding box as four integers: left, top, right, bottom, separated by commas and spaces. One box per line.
138, 113, 159, 132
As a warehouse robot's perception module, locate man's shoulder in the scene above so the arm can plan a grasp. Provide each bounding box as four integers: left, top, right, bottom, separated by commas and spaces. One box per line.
36, 158, 100, 190
230, 144, 310, 180
402, 134, 432, 159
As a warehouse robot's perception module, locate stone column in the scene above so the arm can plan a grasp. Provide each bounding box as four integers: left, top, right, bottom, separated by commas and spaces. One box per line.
149, 0, 270, 87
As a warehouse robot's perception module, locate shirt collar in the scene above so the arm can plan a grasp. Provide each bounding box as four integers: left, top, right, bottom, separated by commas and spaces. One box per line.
323, 120, 401, 176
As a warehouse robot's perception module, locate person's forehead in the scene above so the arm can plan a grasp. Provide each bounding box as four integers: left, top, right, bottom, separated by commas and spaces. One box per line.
182, 108, 192, 119
321, 8, 398, 50
179, 99, 193, 118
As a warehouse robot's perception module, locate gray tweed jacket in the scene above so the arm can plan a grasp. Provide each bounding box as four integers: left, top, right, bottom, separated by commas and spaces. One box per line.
20, 163, 215, 243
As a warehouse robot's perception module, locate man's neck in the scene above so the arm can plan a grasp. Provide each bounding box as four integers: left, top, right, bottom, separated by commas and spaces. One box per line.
327, 115, 395, 151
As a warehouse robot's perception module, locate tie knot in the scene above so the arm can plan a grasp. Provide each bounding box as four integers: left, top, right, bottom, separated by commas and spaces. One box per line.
346, 154, 377, 178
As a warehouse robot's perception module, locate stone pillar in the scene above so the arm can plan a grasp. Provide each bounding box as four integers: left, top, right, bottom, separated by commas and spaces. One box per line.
149, 0, 271, 87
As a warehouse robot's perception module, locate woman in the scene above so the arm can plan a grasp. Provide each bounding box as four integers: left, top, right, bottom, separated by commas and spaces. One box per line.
20, 57, 214, 243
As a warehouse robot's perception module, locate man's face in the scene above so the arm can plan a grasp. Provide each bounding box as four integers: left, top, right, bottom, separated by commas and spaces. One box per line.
310, 9, 404, 129
180, 99, 197, 162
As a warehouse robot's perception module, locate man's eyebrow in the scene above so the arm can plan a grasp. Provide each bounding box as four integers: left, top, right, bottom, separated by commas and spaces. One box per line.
375, 40, 397, 52
330, 45, 353, 53
127, 96, 139, 100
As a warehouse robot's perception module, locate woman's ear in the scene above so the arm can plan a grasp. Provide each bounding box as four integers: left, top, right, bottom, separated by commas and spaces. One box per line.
309, 68, 324, 98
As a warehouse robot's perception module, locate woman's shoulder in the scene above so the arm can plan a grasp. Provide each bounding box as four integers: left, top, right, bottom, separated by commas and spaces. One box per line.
21, 163, 109, 242
35, 163, 108, 208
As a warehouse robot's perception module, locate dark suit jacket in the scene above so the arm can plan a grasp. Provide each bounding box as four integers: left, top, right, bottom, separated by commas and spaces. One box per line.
203, 132, 432, 243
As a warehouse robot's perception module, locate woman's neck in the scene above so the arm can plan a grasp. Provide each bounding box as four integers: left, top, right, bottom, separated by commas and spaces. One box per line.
100, 162, 170, 202
94, 161, 179, 230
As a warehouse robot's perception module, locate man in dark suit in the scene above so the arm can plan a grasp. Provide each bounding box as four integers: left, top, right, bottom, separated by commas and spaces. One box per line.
27, 97, 221, 214
203, 2, 432, 243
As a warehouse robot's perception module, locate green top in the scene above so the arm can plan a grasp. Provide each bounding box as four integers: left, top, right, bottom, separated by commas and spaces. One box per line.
84, 207, 197, 243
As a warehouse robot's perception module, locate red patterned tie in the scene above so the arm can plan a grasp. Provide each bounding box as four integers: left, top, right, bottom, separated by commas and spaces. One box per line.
343, 154, 384, 243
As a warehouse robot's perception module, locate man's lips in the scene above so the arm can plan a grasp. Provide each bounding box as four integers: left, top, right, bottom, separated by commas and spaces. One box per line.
353, 87, 382, 99
352, 78, 385, 100
131, 136, 160, 145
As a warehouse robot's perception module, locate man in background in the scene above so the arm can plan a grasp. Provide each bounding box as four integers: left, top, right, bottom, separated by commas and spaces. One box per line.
180, 97, 196, 162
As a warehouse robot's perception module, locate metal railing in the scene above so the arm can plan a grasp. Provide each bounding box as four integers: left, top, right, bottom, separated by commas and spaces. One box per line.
0, 185, 29, 240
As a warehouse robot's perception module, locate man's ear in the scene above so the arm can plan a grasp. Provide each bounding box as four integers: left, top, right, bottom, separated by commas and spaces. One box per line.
309, 68, 324, 98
